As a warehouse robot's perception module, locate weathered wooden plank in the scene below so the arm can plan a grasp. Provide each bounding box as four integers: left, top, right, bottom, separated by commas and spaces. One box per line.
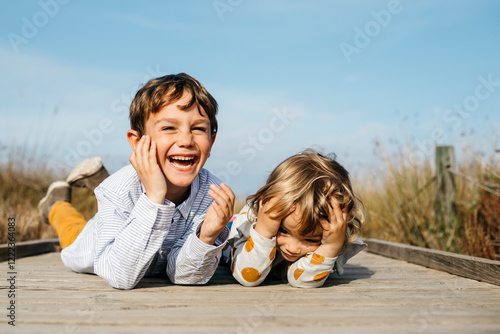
365, 238, 500, 286
14, 305, 500, 326
9, 324, 500, 334
2, 251, 500, 333
435, 145, 457, 226
0, 238, 59, 262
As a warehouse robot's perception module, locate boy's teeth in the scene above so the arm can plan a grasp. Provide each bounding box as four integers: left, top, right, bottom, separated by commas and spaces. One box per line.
171, 156, 194, 160
170, 156, 195, 169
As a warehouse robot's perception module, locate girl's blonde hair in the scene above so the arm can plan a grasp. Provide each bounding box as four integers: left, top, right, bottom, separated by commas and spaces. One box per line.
247, 149, 364, 244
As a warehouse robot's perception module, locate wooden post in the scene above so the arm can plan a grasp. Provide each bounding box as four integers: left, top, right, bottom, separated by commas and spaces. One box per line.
435, 146, 456, 228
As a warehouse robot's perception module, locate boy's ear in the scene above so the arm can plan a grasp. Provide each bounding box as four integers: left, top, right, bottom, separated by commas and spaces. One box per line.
127, 130, 140, 151
208, 133, 216, 157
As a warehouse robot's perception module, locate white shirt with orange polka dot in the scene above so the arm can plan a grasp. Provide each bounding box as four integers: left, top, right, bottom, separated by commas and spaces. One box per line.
227, 205, 366, 288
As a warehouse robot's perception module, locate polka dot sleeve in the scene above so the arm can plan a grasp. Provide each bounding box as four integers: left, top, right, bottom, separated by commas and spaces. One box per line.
286, 252, 337, 288
231, 226, 276, 287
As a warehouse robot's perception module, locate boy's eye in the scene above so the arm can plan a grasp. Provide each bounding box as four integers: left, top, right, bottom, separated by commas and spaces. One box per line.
193, 127, 208, 132
162, 126, 175, 131
305, 239, 322, 244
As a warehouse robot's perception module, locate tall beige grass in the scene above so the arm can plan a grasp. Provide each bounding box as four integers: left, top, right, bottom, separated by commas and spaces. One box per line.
0, 149, 97, 244
357, 141, 500, 260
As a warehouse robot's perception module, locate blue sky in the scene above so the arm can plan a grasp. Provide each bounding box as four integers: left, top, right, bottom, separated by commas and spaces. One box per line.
1, 0, 500, 197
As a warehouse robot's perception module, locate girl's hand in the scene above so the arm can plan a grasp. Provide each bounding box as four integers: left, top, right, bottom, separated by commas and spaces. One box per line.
254, 197, 282, 239
129, 135, 167, 204
199, 183, 235, 245
314, 199, 348, 258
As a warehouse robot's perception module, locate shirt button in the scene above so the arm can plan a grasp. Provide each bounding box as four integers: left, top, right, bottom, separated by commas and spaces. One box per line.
161, 250, 168, 256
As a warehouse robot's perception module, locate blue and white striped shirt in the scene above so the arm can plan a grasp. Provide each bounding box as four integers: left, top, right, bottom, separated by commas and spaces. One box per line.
61, 165, 228, 289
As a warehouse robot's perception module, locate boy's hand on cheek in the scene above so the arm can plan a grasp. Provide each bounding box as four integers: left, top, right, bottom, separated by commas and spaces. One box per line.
315, 199, 348, 258
200, 183, 235, 245
254, 197, 282, 239
129, 135, 167, 204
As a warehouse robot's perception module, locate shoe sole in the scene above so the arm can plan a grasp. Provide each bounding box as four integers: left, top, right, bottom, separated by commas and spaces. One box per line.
66, 157, 103, 184
38, 181, 70, 211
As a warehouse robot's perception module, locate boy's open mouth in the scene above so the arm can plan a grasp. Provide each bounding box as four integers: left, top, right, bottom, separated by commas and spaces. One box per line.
169, 155, 198, 170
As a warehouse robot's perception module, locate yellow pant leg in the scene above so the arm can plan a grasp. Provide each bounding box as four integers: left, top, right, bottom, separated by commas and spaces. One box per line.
49, 201, 87, 249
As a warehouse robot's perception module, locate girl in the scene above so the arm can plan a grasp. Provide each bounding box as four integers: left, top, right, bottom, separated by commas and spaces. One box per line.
227, 149, 366, 288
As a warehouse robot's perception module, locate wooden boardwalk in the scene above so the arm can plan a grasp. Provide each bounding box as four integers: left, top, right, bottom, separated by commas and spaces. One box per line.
1, 249, 500, 334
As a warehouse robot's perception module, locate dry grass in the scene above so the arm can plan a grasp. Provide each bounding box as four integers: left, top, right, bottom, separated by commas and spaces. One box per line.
358, 141, 500, 260
0, 161, 56, 243
233, 197, 247, 215
0, 154, 97, 244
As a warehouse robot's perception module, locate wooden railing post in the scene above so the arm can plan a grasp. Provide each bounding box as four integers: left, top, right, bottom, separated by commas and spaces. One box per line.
435, 146, 457, 228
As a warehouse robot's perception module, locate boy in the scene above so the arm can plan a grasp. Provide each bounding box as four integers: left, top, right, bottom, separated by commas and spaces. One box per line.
38, 73, 235, 290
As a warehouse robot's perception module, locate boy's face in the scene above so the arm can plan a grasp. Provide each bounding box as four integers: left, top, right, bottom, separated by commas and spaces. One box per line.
133, 91, 216, 198
275, 208, 323, 262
